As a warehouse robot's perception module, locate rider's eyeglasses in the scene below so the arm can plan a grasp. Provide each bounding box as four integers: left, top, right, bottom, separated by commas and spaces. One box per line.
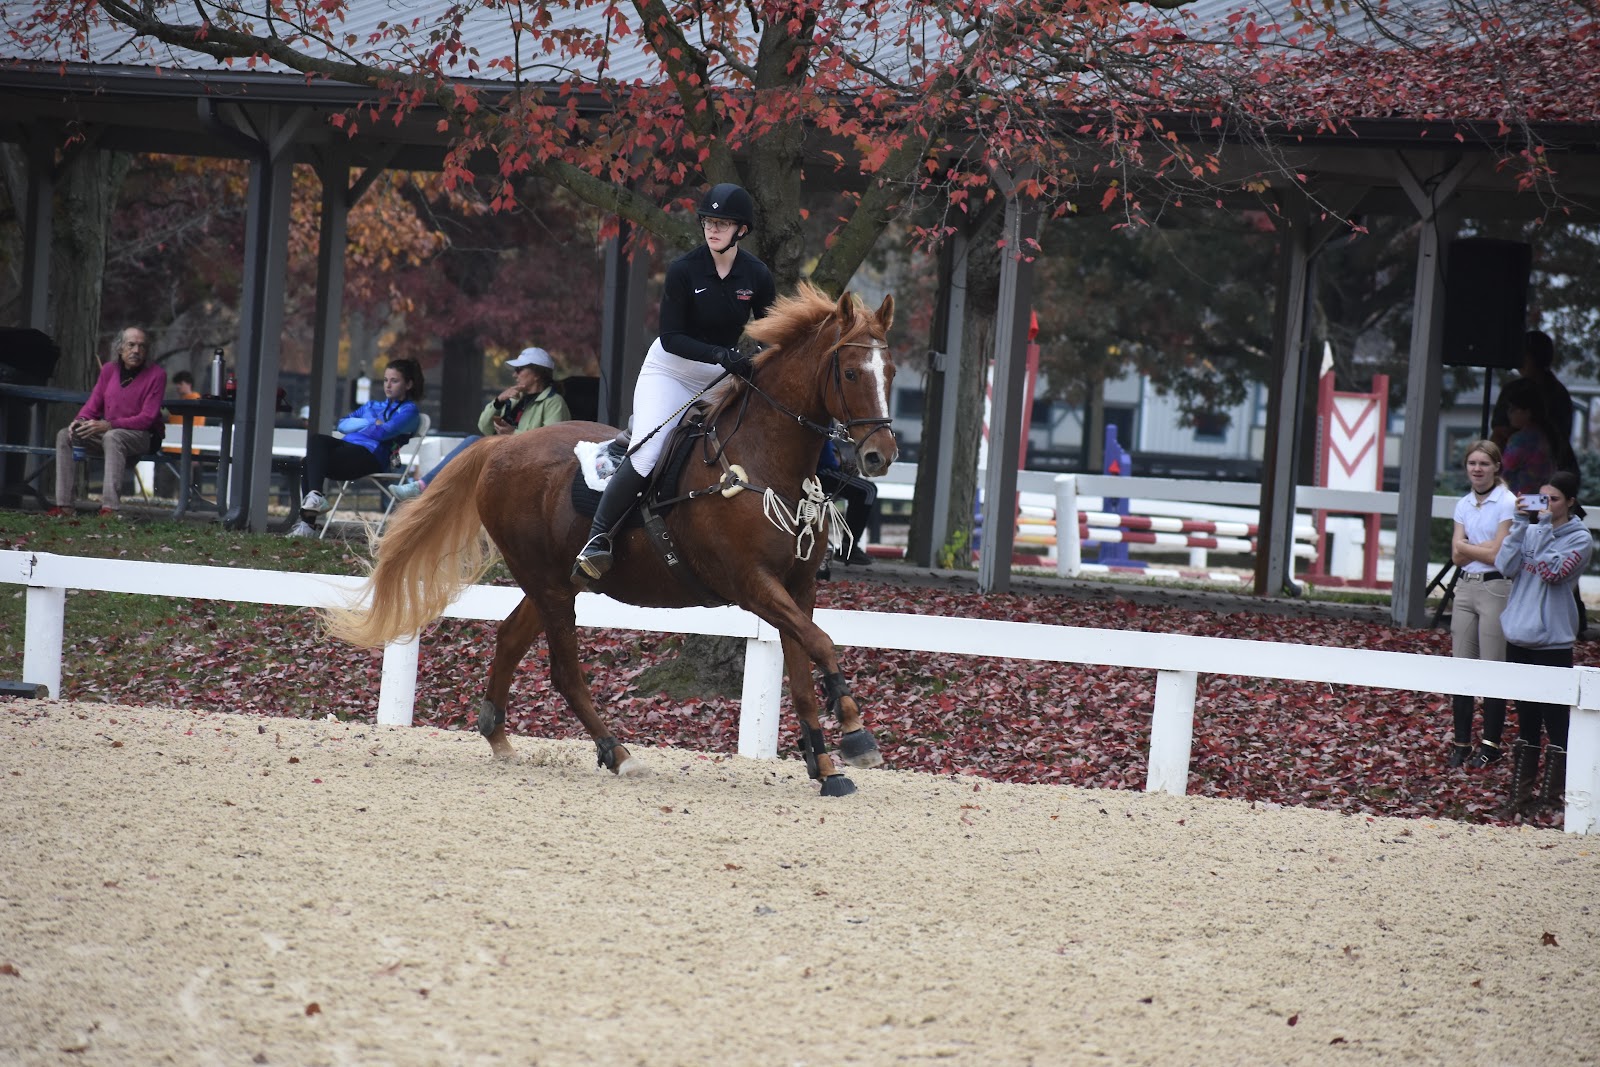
701, 218, 738, 233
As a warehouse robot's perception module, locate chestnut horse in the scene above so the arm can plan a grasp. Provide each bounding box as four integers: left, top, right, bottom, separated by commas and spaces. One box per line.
325, 284, 898, 796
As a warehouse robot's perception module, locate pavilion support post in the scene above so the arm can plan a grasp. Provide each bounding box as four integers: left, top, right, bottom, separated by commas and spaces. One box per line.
1255, 201, 1313, 597
308, 150, 392, 438
221, 104, 305, 532
309, 156, 350, 439
598, 223, 650, 428
1392, 153, 1471, 627
978, 168, 1039, 593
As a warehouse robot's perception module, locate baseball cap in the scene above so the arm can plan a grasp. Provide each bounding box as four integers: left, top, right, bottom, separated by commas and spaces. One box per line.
506, 347, 554, 370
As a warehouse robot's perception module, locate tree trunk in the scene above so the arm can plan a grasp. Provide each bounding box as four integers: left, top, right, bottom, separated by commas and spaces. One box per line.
631, 634, 746, 701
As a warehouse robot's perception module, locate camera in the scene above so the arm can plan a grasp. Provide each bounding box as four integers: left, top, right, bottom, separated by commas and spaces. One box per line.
1519, 493, 1549, 511
493, 397, 519, 421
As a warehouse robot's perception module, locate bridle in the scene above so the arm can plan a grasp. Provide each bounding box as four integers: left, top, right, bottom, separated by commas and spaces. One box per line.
727, 331, 896, 459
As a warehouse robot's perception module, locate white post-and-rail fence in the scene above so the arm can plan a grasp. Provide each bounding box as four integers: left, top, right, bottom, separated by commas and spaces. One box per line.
8, 549, 1600, 834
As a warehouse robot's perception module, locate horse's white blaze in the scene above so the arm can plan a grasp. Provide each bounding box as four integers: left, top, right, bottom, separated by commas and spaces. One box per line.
864, 345, 890, 419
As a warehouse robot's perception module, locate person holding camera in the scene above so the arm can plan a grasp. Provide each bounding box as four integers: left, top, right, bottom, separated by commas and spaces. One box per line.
51, 326, 166, 517
389, 347, 568, 501
1446, 440, 1517, 769
1494, 470, 1593, 816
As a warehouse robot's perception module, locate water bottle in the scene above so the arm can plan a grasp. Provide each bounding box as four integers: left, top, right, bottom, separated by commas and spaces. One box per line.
209, 349, 225, 397
224, 369, 236, 400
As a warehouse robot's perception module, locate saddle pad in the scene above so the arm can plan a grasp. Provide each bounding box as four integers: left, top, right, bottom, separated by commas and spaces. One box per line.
568, 425, 701, 523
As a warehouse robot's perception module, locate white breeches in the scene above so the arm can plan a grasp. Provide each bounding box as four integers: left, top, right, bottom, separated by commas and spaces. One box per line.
628, 338, 724, 475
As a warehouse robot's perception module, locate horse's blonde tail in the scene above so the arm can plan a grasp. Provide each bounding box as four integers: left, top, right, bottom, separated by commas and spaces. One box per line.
321, 438, 503, 648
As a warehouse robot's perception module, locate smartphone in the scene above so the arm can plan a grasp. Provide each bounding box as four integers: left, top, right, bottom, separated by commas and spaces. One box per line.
1520, 493, 1549, 511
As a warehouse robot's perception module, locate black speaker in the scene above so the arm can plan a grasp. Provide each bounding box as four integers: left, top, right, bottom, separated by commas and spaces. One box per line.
1441, 238, 1531, 369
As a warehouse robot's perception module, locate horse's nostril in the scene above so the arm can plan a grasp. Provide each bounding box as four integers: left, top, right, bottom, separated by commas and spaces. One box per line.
863, 451, 883, 471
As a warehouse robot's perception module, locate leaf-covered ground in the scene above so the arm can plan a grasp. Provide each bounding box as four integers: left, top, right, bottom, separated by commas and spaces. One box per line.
40, 564, 1581, 831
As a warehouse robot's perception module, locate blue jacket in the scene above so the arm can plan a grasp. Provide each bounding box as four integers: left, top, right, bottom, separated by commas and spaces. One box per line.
1495, 513, 1594, 650
337, 398, 421, 468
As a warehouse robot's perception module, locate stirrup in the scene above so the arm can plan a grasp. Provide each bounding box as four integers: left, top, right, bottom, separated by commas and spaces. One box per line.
573, 534, 614, 582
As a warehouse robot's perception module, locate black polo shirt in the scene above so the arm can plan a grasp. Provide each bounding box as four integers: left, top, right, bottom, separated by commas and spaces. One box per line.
658, 244, 777, 363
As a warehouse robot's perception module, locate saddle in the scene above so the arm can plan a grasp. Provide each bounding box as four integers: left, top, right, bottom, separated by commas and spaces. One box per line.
568, 408, 729, 606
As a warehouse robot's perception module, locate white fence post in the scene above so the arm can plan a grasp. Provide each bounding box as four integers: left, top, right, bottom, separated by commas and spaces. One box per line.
1146, 669, 1198, 796
23, 585, 65, 698
738, 631, 785, 759
1566, 666, 1600, 835
377, 637, 419, 727
1055, 474, 1080, 578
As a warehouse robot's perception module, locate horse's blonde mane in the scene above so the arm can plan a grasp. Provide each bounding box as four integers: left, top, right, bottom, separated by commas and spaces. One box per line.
745, 281, 861, 353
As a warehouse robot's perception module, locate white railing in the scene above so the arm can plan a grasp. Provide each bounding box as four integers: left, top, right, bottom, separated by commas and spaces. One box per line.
6, 549, 1599, 834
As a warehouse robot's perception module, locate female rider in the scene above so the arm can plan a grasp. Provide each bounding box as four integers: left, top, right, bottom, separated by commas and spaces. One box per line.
1445, 440, 1516, 768
572, 183, 777, 584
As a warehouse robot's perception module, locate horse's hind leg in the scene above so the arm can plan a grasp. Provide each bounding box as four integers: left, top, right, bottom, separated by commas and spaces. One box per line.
539, 593, 646, 777
477, 596, 543, 760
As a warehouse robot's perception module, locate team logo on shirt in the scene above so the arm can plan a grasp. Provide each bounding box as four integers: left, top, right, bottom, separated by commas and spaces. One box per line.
735, 288, 754, 302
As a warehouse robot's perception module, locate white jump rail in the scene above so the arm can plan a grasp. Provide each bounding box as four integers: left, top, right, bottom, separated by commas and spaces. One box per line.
6, 549, 1600, 834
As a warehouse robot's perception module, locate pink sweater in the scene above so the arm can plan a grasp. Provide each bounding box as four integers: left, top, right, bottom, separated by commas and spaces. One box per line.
77, 360, 167, 433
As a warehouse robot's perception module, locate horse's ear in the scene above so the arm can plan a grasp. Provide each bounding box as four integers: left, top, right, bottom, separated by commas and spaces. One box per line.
875, 293, 895, 333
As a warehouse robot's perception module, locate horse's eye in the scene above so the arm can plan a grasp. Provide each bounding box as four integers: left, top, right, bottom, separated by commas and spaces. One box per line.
844, 369, 857, 382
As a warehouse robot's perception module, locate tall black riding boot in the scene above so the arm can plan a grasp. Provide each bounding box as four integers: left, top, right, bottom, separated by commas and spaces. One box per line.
1448, 694, 1475, 767
572, 457, 649, 587
1505, 739, 1540, 817
1538, 744, 1567, 809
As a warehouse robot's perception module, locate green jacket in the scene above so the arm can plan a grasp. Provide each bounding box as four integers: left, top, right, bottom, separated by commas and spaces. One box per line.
476, 386, 570, 437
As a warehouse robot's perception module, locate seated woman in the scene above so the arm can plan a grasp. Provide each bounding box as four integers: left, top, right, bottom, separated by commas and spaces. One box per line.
390, 347, 568, 500
286, 358, 424, 537
1495, 470, 1593, 816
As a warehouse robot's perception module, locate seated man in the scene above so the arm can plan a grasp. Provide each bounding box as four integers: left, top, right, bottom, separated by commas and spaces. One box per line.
52, 327, 166, 517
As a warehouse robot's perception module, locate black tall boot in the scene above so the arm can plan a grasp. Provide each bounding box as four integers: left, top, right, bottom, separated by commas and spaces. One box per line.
1448, 694, 1475, 767
1505, 739, 1540, 817
571, 457, 649, 587
1538, 744, 1567, 809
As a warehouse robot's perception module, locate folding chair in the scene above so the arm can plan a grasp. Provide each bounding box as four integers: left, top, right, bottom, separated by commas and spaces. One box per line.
319, 413, 431, 538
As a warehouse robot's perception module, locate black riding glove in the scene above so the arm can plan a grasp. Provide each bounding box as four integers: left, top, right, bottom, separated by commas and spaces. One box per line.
717, 347, 756, 380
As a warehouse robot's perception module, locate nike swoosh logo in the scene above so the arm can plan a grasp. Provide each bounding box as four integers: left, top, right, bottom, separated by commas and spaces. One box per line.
695, 287, 707, 294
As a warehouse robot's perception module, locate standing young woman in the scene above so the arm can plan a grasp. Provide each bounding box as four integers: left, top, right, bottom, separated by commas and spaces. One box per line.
287, 358, 424, 537
1495, 469, 1593, 815
572, 183, 777, 584
1447, 440, 1517, 768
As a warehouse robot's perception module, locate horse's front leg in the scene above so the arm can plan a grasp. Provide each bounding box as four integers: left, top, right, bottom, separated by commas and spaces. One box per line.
774, 599, 884, 773
780, 632, 856, 796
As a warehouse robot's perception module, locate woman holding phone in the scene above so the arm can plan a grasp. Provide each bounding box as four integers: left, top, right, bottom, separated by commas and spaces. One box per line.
1447, 441, 1517, 768
1494, 469, 1593, 816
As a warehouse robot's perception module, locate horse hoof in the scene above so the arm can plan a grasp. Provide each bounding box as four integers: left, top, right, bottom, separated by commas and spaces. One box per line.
838, 728, 883, 769
489, 738, 516, 761
476, 698, 502, 739
614, 757, 648, 778
820, 774, 857, 797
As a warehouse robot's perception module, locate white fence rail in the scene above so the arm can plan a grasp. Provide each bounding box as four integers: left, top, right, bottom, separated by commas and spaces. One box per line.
6, 549, 1599, 834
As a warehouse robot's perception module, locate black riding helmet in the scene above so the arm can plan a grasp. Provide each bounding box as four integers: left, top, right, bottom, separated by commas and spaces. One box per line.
697, 183, 755, 234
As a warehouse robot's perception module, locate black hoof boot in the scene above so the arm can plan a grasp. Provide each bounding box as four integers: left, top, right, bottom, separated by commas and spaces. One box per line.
476, 698, 504, 739
839, 728, 884, 769
820, 774, 857, 797
1447, 742, 1473, 768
